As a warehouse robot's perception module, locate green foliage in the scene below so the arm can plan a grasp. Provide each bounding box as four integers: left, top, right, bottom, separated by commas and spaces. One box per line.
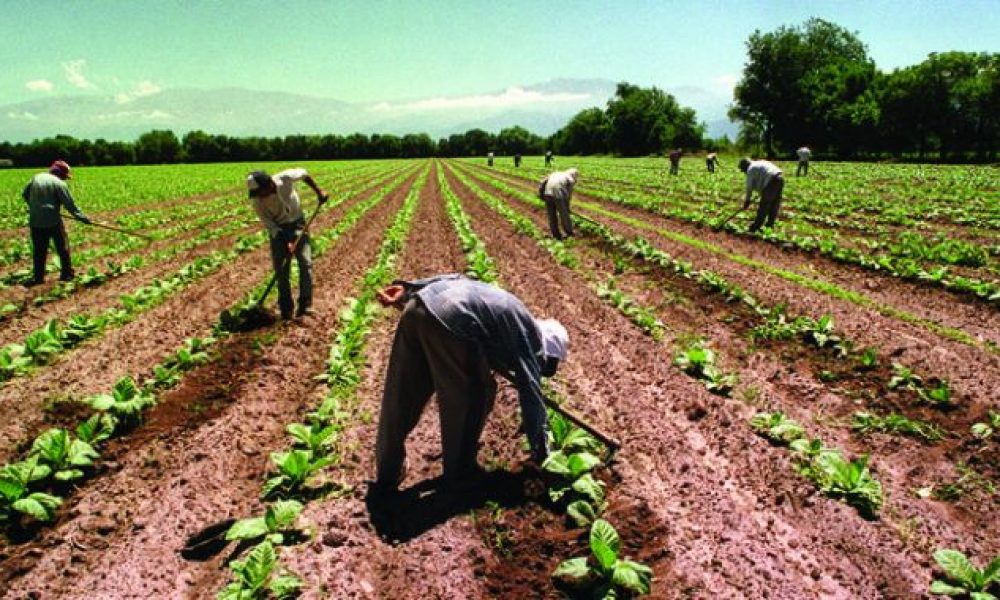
971, 411, 1000, 441
673, 341, 737, 396
605, 83, 704, 155
226, 500, 304, 546
0, 456, 62, 524
217, 541, 303, 600
543, 410, 608, 527
552, 519, 653, 597
262, 449, 335, 500
928, 548, 1000, 598
851, 412, 945, 442
30, 428, 99, 482
84, 376, 156, 427
750, 412, 806, 443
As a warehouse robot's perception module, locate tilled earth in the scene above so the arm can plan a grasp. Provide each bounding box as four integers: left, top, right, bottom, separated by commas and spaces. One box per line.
1, 160, 997, 599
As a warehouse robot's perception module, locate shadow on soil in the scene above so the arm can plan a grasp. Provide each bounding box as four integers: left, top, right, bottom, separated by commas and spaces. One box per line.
364, 469, 532, 543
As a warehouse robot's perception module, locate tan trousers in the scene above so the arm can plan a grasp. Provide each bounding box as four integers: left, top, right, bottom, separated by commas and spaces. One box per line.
375, 299, 496, 488
749, 175, 785, 232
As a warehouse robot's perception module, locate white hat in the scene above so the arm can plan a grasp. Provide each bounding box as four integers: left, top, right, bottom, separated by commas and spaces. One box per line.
536, 318, 569, 360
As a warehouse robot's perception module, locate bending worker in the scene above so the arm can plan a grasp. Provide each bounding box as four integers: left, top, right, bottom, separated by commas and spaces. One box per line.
538, 167, 579, 240
22, 160, 91, 286
739, 157, 785, 233
705, 152, 720, 173
247, 168, 328, 319
373, 274, 569, 494
796, 146, 811, 176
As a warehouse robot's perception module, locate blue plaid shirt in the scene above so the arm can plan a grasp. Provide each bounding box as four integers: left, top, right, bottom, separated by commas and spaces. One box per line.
398, 274, 549, 461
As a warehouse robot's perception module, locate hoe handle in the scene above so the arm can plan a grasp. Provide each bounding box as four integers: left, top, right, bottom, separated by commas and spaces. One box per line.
545, 399, 621, 453
253, 198, 326, 309
69, 215, 153, 241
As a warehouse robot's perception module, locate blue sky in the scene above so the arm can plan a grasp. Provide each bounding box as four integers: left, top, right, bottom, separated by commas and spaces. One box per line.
1, 0, 997, 106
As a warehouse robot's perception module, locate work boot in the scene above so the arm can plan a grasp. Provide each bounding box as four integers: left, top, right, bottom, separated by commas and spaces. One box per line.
59, 273, 74, 282
22, 279, 43, 288
295, 306, 314, 318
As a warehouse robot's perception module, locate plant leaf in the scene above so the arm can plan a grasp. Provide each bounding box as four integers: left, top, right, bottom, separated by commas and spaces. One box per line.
934, 549, 979, 587
612, 559, 653, 594
13, 492, 62, 521
226, 517, 269, 541
567, 500, 598, 528
268, 573, 304, 599
552, 556, 591, 583
590, 519, 621, 571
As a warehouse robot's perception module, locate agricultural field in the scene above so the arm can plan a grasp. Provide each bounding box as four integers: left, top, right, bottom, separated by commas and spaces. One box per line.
0, 156, 997, 598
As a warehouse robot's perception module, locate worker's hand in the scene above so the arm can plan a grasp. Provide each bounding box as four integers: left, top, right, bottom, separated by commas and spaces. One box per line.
318, 190, 329, 205
376, 284, 406, 308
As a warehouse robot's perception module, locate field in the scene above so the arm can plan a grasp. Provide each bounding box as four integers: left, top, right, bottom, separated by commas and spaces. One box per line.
0, 156, 997, 598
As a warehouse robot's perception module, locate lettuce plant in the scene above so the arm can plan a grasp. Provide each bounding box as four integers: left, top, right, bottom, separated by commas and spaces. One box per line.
30, 428, 99, 482
226, 500, 304, 545
929, 548, 1000, 598
75, 413, 117, 445
286, 422, 336, 455
216, 541, 303, 600
84, 376, 156, 428
971, 411, 1000, 440
750, 412, 806, 444
0, 457, 62, 524
553, 519, 653, 597
261, 450, 334, 499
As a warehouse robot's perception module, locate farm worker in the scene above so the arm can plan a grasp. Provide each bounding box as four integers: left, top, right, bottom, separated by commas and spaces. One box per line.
796, 146, 811, 176
487, 151, 494, 167
668, 148, 682, 175
514, 153, 522, 168
372, 273, 569, 493
544, 150, 554, 168
246, 168, 328, 319
538, 168, 579, 240
738, 157, 785, 233
22, 160, 91, 286
705, 152, 720, 173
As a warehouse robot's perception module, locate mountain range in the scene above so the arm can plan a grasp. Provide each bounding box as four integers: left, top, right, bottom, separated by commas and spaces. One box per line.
1, 78, 737, 143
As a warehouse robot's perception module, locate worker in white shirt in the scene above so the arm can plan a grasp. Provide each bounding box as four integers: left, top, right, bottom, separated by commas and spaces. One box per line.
796, 146, 811, 176
738, 158, 784, 233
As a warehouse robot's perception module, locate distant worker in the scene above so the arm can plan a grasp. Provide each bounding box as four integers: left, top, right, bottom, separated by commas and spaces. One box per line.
247, 168, 328, 319
22, 160, 91, 286
738, 157, 784, 233
372, 274, 569, 493
796, 146, 811, 176
544, 150, 554, 168
514, 153, 522, 168
668, 148, 682, 175
538, 168, 579, 240
705, 152, 720, 173
487, 152, 494, 167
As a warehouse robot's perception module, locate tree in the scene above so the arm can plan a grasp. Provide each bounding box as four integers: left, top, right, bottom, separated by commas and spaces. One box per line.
552, 107, 610, 155
605, 83, 703, 156
731, 18, 874, 156
135, 130, 182, 164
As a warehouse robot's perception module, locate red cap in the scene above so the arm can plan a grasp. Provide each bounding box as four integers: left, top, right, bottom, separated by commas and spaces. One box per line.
49, 160, 72, 179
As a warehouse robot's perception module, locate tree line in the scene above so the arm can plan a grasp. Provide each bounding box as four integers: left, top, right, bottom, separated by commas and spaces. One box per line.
730, 18, 1000, 160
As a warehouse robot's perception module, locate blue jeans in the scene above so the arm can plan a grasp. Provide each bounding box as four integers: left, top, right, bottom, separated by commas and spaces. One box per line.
269, 224, 312, 317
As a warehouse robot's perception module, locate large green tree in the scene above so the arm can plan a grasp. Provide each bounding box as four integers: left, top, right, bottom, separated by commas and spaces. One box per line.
135, 129, 182, 164
731, 18, 875, 156
605, 83, 703, 156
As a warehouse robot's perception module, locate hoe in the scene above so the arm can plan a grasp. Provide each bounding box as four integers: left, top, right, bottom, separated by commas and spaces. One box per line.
219, 199, 325, 332
68, 214, 153, 241
711, 206, 747, 231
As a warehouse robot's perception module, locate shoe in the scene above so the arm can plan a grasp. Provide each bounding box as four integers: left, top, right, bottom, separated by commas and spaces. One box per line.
280, 311, 293, 321
22, 279, 43, 288
295, 306, 314, 318
59, 274, 74, 282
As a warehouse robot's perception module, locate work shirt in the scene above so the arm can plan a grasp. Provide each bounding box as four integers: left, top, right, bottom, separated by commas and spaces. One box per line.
541, 169, 578, 202
745, 160, 783, 204
398, 274, 550, 459
22, 173, 87, 228
797, 147, 811, 162
252, 168, 308, 237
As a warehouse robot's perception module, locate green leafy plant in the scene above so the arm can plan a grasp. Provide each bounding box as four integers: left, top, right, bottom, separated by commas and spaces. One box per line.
920, 380, 954, 408
0, 456, 62, 524
75, 413, 117, 445
673, 342, 737, 396
0, 344, 32, 379
852, 412, 945, 442
216, 541, 303, 600
552, 519, 653, 597
971, 411, 1000, 440
750, 412, 805, 444
889, 362, 923, 391
858, 346, 879, 370
23, 321, 64, 364
286, 422, 336, 455
261, 450, 334, 499
226, 500, 305, 546
30, 428, 99, 482
812, 452, 883, 517
83, 376, 156, 428
929, 548, 1000, 598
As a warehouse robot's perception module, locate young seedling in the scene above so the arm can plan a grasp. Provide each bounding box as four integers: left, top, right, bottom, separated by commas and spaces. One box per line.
286, 422, 336, 455
552, 519, 653, 597
852, 412, 946, 443
29, 428, 99, 482
0, 456, 62, 525
226, 500, 305, 546
216, 541, 303, 600
928, 548, 1000, 598
84, 376, 156, 429
971, 411, 1000, 441
261, 449, 334, 499
750, 412, 805, 444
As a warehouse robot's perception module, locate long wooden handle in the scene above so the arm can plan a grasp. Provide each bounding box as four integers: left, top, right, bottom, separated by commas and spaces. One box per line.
545, 400, 621, 452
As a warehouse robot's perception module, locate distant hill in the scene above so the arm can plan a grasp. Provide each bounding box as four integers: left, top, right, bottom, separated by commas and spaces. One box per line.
1, 79, 737, 143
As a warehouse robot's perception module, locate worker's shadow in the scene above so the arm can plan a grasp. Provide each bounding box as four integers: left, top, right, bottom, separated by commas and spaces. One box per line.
365, 469, 531, 543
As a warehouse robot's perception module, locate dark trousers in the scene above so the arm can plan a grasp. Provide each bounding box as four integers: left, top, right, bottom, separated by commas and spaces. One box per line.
706, 159, 716, 173
543, 194, 573, 240
30, 223, 73, 282
669, 162, 679, 175
268, 226, 312, 317
797, 161, 808, 176
375, 299, 495, 488
749, 175, 785, 232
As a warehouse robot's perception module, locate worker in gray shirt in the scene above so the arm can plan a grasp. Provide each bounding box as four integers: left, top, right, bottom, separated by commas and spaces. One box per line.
22, 160, 91, 286
739, 157, 785, 232
372, 274, 569, 494
247, 168, 328, 319
538, 168, 579, 240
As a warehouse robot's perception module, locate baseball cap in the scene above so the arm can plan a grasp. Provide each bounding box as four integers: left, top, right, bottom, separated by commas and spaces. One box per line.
536, 318, 569, 360
49, 160, 72, 179
246, 170, 272, 197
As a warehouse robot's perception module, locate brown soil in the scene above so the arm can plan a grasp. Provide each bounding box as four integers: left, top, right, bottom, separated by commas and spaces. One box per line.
0, 169, 418, 598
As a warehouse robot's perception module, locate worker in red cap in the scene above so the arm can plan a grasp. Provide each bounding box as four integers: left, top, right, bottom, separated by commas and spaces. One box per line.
21, 160, 91, 286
